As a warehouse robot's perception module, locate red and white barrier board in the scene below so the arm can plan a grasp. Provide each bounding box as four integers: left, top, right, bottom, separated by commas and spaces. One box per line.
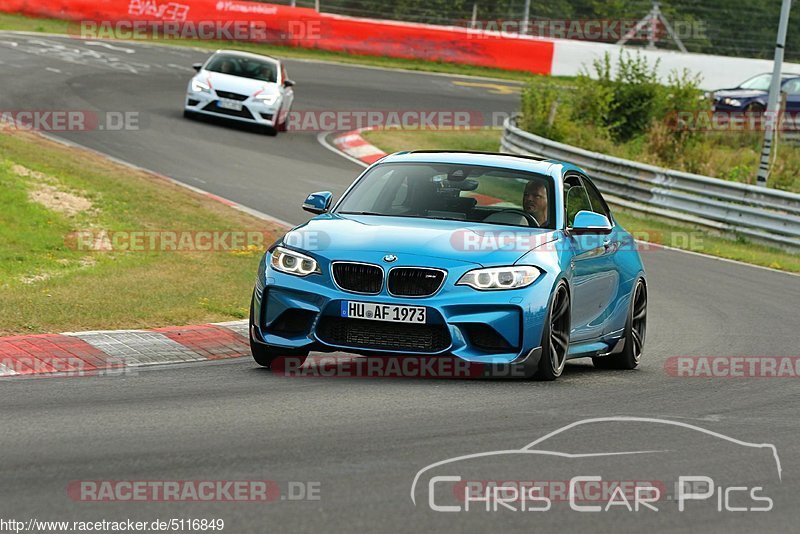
0, 0, 555, 74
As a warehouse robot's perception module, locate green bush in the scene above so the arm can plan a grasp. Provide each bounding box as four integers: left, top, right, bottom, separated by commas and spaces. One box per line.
519, 76, 571, 142
516, 53, 800, 192
571, 54, 616, 142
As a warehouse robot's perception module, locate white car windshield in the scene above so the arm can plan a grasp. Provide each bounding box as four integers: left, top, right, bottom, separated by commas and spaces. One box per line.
205, 54, 278, 83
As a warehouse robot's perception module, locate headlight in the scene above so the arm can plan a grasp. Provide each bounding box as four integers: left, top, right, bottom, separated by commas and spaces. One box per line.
270, 247, 320, 277
191, 79, 211, 94
253, 93, 278, 105
456, 266, 540, 290
723, 97, 742, 107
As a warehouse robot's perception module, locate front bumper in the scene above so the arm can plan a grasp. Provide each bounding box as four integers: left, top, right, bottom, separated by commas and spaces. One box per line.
251, 260, 554, 372
184, 91, 281, 126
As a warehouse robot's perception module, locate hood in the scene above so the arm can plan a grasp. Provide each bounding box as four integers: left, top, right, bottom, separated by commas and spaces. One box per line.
282, 214, 560, 267
201, 71, 279, 97
713, 89, 766, 100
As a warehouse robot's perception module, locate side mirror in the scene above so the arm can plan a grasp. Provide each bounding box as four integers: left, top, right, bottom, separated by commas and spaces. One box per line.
192, 63, 203, 72
303, 191, 333, 214
283, 79, 295, 88
571, 210, 612, 235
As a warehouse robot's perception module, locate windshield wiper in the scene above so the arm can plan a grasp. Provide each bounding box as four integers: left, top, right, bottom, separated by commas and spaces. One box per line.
338, 211, 391, 216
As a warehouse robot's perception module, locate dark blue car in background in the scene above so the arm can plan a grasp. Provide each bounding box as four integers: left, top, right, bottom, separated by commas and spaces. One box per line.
712, 72, 800, 112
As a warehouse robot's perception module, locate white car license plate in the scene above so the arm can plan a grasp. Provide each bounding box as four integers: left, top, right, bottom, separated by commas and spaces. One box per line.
341, 301, 426, 324
217, 98, 243, 111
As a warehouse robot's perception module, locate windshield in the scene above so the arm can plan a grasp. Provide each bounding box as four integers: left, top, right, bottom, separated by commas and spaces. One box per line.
335, 162, 556, 229
739, 74, 771, 90
205, 53, 278, 83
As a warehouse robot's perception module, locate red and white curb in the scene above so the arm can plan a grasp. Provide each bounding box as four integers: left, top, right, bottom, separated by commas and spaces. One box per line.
0, 320, 249, 378
330, 128, 387, 166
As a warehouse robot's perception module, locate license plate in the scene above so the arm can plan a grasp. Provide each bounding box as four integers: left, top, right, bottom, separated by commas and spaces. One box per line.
341, 301, 426, 324
217, 98, 242, 111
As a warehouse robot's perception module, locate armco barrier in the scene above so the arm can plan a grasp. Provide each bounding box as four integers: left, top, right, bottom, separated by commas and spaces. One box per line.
0, 0, 554, 74
501, 118, 800, 252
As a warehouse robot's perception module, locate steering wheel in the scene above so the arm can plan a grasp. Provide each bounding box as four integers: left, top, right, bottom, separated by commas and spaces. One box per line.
496, 208, 540, 227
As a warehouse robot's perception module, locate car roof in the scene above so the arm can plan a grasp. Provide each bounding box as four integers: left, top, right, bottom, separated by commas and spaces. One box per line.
212, 49, 280, 64
378, 150, 581, 178
748, 72, 800, 78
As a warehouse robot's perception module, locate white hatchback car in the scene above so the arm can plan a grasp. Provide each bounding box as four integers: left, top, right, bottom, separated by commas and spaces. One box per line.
184, 50, 295, 135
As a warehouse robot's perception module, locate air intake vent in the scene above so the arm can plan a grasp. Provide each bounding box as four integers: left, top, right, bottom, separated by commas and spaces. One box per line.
317, 317, 450, 353
388, 268, 446, 297
332, 262, 383, 294
214, 90, 249, 101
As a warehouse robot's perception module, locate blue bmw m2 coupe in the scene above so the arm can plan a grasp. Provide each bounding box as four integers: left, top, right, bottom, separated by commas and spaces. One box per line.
250, 151, 647, 380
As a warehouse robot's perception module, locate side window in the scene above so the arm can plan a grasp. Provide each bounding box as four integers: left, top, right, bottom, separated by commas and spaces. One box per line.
563, 174, 592, 227
581, 176, 612, 221
784, 79, 800, 95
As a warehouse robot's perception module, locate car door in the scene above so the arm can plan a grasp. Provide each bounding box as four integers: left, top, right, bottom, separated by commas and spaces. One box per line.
782, 79, 800, 131
564, 173, 619, 342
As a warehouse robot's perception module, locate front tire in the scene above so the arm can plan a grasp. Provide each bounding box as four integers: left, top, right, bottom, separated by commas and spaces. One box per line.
593, 278, 647, 370
534, 281, 570, 381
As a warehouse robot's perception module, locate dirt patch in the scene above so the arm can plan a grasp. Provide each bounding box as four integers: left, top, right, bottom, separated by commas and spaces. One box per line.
12, 164, 96, 217
28, 183, 94, 217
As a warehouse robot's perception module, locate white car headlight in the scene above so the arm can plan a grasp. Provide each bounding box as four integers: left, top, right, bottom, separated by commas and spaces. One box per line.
253, 93, 278, 105
270, 247, 320, 277
191, 79, 211, 94
723, 97, 742, 107
456, 266, 540, 290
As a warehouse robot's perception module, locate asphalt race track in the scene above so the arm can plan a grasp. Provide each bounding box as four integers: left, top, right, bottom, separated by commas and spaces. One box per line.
2, 33, 800, 532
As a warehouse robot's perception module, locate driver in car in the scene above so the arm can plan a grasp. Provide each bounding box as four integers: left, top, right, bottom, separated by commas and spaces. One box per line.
258, 65, 276, 82
522, 179, 549, 227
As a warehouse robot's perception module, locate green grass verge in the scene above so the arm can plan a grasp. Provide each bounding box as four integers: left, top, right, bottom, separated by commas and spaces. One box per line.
0, 12, 548, 82
0, 129, 284, 335
362, 128, 800, 273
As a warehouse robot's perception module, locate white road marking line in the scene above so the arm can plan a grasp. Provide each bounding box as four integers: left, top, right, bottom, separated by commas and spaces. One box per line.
85, 41, 135, 54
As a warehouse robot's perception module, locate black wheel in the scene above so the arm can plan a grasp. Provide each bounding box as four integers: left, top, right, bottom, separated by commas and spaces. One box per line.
745, 102, 766, 113
183, 109, 196, 119
593, 278, 647, 370
262, 125, 278, 136
535, 281, 570, 381
249, 292, 307, 369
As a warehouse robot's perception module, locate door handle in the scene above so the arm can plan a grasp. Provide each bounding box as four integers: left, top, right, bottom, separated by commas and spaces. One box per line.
603, 238, 612, 250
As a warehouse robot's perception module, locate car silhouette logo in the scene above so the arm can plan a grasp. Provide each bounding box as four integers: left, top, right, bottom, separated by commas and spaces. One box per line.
383, 254, 397, 263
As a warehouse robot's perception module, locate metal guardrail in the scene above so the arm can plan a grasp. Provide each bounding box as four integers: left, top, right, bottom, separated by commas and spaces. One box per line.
501, 117, 800, 252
